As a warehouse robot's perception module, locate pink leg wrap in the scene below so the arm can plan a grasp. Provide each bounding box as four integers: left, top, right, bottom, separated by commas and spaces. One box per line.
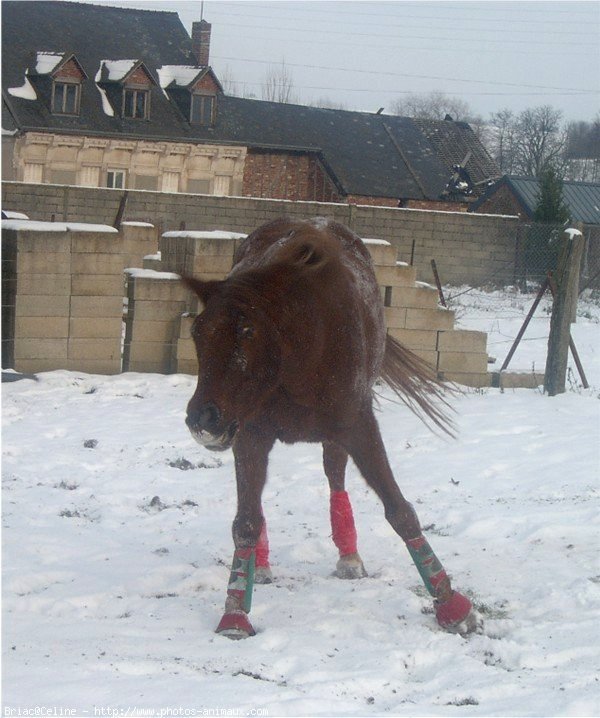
255, 518, 270, 568
330, 490, 358, 556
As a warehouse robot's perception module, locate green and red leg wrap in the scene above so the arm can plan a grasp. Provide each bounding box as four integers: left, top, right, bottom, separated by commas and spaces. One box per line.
406, 535, 473, 631
216, 547, 256, 637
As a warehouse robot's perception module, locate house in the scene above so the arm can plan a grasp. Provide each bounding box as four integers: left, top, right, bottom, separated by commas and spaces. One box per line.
470, 175, 600, 226
2, 0, 499, 209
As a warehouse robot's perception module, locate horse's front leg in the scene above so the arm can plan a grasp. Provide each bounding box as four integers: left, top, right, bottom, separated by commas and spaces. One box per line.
340, 406, 477, 634
323, 441, 367, 579
216, 430, 274, 639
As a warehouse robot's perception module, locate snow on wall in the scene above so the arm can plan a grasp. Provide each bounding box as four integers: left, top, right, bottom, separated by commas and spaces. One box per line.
35, 51, 64, 74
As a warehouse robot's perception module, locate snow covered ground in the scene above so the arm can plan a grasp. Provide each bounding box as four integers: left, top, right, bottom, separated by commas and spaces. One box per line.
3, 288, 599, 717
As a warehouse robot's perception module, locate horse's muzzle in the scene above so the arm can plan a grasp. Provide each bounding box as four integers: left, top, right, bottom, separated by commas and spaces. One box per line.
187, 421, 239, 452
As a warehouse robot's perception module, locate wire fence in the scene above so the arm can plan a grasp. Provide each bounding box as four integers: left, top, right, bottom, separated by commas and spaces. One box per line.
514, 223, 600, 293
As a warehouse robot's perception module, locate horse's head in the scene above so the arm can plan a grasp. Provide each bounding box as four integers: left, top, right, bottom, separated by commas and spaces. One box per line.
182, 277, 283, 451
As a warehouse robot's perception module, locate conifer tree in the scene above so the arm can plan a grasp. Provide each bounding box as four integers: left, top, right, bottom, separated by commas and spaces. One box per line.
533, 165, 570, 224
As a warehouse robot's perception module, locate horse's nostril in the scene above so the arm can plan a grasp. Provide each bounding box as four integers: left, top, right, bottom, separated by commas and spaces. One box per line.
187, 402, 221, 432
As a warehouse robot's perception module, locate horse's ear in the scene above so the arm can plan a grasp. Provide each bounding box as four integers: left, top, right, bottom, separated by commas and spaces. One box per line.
279, 238, 329, 271
181, 275, 223, 305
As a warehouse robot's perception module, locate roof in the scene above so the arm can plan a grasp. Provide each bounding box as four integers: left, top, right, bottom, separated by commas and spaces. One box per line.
2, 0, 499, 202
471, 175, 600, 225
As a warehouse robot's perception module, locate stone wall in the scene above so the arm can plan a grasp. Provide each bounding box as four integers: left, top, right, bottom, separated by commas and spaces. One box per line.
2, 181, 521, 287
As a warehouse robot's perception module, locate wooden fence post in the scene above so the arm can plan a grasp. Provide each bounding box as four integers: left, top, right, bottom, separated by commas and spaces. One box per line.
544, 223, 585, 396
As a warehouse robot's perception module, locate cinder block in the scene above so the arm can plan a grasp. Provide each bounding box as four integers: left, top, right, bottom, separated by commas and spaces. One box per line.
129, 299, 187, 321
387, 328, 438, 350
383, 307, 407, 329
16, 316, 69, 339
65, 358, 122, 374
71, 296, 124, 318
405, 307, 455, 331
375, 264, 417, 287
185, 269, 228, 282
497, 371, 544, 389
14, 337, 68, 360
14, 358, 69, 373
125, 360, 170, 374
71, 233, 123, 254
363, 240, 397, 266
438, 351, 489, 374
15, 295, 70, 317
189, 237, 238, 257
71, 253, 125, 275
190, 253, 235, 275
130, 320, 176, 343
175, 358, 198, 375
411, 348, 438, 368
68, 338, 121, 361
129, 277, 188, 302
18, 233, 71, 254
179, 314, 197, 339
389, 285, 438, 309
440, 371, 492, 388
17, 274, 71, 296
176, 337, 197, 361
71, 274, 125, 297
126, 341, 173, 363
142, 256, 162, 271
17, 252, 70, 274
437, 329, 487, 354
69, 317, 123, 339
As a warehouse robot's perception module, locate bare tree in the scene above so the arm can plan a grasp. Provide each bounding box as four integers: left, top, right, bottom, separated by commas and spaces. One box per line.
513, 105, 567, 177
219, 64, 239, 96
488, 108, 518, 174
262, 60, 295, 104
391, 91, 473, 122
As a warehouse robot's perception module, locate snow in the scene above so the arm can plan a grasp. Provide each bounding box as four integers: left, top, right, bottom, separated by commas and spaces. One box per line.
363, 238, 391, 246
157, 65, 202, 89
122, 221, 155, 228
565, 227, 584, 240
1, 220, 118, 233
35, 51, 64, 74
100, 59, 138, 82
3, 288, 600, 715
7, 74, 37, 101
125, 268, 180, 280
162, 230, 247, 240
95, 82, 115, 117
1, 211, 29, 220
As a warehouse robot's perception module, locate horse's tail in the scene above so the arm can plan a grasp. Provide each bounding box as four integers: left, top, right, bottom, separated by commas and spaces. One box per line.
380, 334, 456, 437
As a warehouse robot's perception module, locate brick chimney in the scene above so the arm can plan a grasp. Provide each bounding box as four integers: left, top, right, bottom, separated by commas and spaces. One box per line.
192, 19, 211, 66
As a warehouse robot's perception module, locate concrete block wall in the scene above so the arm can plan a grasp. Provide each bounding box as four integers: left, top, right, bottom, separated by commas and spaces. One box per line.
123, 270, 189, 374
2, 225, 126, 373
2, 182, 520, 287
2, 221, 158, 374
365, 238, 489, 386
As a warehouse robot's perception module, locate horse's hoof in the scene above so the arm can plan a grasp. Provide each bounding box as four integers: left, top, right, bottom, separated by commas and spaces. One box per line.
215, 611, 256, 639
254, 565, 274, 584
334, 553, 368, 580
435, 591, 479, 635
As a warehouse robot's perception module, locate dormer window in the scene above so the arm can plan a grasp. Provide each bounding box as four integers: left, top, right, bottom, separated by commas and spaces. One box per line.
123, 88, 149, 119
97, 60, 155, 120
52, 80, 80, 114
190, 92, 215, 126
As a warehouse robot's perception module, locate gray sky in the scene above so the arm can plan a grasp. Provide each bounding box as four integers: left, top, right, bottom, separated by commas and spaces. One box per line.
78, 0, 600, 121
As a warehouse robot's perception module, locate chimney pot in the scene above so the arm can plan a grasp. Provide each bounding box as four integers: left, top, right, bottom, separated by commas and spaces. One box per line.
192, 19, 211, 66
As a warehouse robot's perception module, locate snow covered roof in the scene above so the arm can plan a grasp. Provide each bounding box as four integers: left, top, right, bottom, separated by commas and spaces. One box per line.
1, 220, 118, 233
99, 59, 140, 82
157, 65, 204, 89
162, 230, 246, 240
34, 51, 65, 74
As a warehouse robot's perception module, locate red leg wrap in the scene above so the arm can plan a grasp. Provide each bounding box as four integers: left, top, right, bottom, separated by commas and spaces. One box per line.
216, 610, 256, 637
330, 490, 358, 556
435, 591, 473, 630
255, 519, 270, 569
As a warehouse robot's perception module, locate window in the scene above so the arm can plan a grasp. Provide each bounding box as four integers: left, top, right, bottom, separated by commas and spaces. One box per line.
161, 171, 180, 193
79, 166, 100, 187
23, 163, 43, 183
123, 88, 148, 119
52, 81, 80, 114
51, 169, 77, 185
107, 170, 126, 189
134, 175, 158, 191
213, 175, 231, 196
190, 93, 215, 126
187, 178, 211, 194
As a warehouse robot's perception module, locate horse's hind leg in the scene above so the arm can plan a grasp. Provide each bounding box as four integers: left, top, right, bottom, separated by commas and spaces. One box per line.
340, 407, 477, 634
323, 441, 367, 579
254, 516, 273, 584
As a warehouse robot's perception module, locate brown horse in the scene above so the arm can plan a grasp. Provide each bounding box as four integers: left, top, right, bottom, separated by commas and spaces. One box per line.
183, 217, 477, 639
